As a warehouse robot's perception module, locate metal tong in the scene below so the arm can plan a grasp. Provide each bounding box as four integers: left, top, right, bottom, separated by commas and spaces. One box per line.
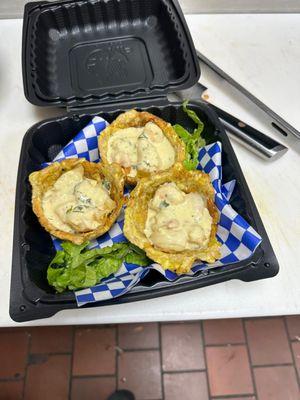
174, 61, 288, 161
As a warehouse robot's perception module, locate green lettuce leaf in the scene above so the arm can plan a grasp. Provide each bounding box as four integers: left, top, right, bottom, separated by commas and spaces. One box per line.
49, 250, 66, 268
125, 252, 150, 266
173, 100, 206, 170
92, 257, 123, 281
47, 241, 150, 293
182, 100, 204, 128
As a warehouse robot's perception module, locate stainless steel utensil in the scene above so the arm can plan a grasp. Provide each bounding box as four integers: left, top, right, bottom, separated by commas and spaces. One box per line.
173, 82, 288, 161
197, 50, 300, 140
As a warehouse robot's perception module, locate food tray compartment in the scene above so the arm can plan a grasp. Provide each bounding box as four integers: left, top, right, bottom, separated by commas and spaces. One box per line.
22, 0, 199, 107
10, 103, 279, 322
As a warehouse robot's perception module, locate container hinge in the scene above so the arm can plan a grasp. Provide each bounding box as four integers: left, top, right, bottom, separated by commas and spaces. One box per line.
66, 96, 170, 114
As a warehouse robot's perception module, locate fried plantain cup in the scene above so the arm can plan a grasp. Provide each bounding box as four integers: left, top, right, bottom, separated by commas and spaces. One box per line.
98, 109, 186, 185
124, 164, 221, 274
29, 158, 125, 245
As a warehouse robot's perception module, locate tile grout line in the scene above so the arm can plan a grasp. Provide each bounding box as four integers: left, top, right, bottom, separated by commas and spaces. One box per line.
71, 374, 117, 379
21, 329, 32, 400
283, 317, 300, 390
162, 368, 208, 374
211, 394, 256, 399
158, 323, 165, 400
117, 347, 161, 352
243, 316, 280, 322
205, 342, 247, 348
68, 326, 76, 400
116, 325, 119, 392
199, 320, 211, 400
73, 324, 116, 330
0, 377, 26, 383
252, 363, 294, 368
29, 351, 73, 356
242, 319, 258, 399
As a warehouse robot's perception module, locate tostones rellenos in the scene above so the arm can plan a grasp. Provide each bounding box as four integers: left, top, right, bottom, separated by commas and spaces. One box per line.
98, 109, 186, 185
124, 164, 221, 274
29, 158, 125, 244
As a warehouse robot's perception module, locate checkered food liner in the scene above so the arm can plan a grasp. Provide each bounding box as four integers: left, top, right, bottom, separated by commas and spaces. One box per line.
45, 116, 262, 306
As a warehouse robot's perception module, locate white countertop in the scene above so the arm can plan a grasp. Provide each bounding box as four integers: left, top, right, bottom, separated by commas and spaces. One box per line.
0, 15, 299, 327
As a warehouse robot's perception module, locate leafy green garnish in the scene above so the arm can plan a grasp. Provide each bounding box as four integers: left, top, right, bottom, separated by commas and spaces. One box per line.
173, 100, 206, 170
125, 252, 150, 266
47, 241, 151, 293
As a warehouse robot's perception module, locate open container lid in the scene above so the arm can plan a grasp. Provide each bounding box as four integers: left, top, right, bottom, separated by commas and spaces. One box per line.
22, 0, 200, 110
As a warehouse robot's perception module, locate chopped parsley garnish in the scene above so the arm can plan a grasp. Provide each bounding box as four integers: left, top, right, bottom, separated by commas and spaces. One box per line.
77, 192, 92, 205
139, 132, 148, 139
102, 180, 111, 191
159, 200, 170, 208
71, 205, 86, 213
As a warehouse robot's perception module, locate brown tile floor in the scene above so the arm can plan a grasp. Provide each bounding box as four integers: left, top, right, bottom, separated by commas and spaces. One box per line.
0, 316, 299, 400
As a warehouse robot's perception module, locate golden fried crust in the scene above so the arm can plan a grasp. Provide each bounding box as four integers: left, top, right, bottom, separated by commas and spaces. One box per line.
29, 158, 125, 245
123, 164, 221, 274
98, 109, 186, 185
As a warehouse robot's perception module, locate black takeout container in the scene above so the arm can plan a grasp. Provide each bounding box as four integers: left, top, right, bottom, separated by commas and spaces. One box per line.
10, 0, 279, 322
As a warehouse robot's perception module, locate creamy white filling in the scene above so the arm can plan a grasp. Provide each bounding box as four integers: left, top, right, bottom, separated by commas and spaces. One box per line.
107, 122, 175, 177
42, 165, 115, 233
144, 182, 212, 252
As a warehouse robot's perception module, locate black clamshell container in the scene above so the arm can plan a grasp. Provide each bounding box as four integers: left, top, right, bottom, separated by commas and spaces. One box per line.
10, 0, 279, 322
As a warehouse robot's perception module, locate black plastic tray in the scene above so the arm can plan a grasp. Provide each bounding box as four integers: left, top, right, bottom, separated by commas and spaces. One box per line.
22, 0, 199, 108
10, 102, 279, 322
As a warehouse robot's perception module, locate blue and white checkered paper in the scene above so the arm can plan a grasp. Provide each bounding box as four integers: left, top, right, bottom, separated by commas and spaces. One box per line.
47, 116, 262, 306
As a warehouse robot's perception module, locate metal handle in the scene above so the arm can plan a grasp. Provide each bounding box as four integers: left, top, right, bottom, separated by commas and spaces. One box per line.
172, 89, 288, 160
209, 104, 288, 160
196, 50, 300, 140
